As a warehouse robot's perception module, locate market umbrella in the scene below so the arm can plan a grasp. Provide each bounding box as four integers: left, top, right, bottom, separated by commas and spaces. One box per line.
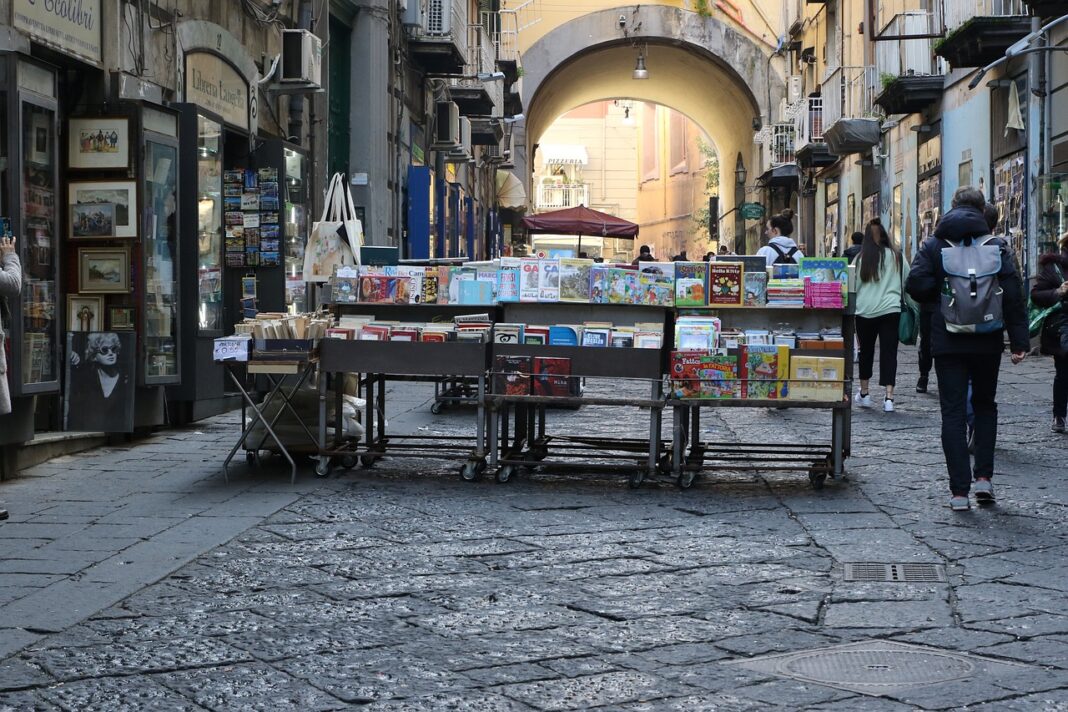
496, 170, 527, 209
522, 204, 639, 255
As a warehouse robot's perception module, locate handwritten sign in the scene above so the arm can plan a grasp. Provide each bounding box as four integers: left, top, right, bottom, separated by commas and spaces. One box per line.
13, 0, 102, 63
213, 336, 250, 362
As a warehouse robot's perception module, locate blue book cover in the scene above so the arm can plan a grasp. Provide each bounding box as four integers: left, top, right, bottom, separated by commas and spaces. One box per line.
798, 257, 848, 283
459, 279, 494, 304
548, 326, 580, 346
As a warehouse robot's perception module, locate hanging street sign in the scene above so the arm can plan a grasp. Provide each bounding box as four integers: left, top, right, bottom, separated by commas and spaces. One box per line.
740, 202, 766, 220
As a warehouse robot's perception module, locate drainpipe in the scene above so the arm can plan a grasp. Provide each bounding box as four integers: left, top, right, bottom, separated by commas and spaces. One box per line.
288, 1, 314, 142
1026, 16, 1043, 283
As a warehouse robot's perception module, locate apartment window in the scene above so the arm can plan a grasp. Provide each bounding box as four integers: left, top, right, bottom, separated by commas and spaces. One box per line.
642, 103, 659, 181
669, 111, 687, 175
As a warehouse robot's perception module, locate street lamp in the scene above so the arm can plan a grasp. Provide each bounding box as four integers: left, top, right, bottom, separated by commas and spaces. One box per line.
633, 52, 648, 80
735, 156, 747, 186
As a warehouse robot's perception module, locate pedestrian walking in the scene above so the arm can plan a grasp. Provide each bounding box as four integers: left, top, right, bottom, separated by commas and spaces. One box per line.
906, 186, 1029, 511
756, 209, 804, 266
843, 231, 863, 262
853, 219, 909, 412
1030, 230, 1068, 433
0, 234, 22, 522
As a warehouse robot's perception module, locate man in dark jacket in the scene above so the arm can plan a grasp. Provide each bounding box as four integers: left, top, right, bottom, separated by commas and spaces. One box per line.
905, 186, 1029, 511
1030, 231, 1068, 433
842, 231, 863, 262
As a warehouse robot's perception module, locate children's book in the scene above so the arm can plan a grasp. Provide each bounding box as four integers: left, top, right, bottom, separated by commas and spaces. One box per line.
670, 351, 704, 399
743, 271, 768, 307
590, 265, 611, 304
715, 255, 767, 276
606, 268, 640, 305
519, 259, 540, 302
742, 344, 789, 399
497, 258, 521, 302
701, 352, 741, 399
638, 262, 676, 306
675, 262, 708, 306
559, 258, 593, 302
538, 258, 561, 302
772, 263, 801, 280
798, 257, 849, 284
708, 263, 743, 306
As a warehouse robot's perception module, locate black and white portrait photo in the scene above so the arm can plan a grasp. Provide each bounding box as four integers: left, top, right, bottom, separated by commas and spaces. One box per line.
65, 331, 135, 433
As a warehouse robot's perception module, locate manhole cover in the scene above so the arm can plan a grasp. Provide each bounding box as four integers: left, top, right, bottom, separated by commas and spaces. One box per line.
843, 563, 946, 583
725, 641, 1032, 697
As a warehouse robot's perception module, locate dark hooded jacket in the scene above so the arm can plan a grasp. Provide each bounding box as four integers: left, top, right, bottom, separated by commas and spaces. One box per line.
905, 205, 1029, 357
1030, 248, 1068, 357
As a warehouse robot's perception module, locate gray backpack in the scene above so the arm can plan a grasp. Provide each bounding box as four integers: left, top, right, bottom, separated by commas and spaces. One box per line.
939, 235, 1004, 334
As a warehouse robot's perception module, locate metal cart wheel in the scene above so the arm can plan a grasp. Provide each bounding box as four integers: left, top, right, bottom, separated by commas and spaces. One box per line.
245, 450, 258, 467
315, 457, 331, 478
496, 464, 515, 483
340, 455, 357, 470
657, 453, 673, 476
360, 454, 379, 468
628, 470, 645, 489
459, 459, 487, 481
809, 471, 828, 490
430, 401, 445, 415
677, 471, 696, 490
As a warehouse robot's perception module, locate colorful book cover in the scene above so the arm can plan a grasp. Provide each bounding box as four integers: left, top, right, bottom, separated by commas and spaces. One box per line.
493, 355, 531, 396
787, 355, 824, 401
701, 352, 740, 399
422, 270, 439, 304
708, 263, 743, 305
590, 265, 611, 304
675, 262, 708, 306
435, 266, 452, 304
799, 257, 849, 284
446, 266, 475, 304
715, 255, 767, 275
772, 263, 800, 280
743, 271, 768, 307
742, 344, 789, 399
606, 267, 640, 305
532, 356, 574, 397
358, 275, 399, 303
519, 259, 540, 302
396, 266, 425, 304
538, 258, 561, 302
639, 262, 676, 306
670, 351, 704, 399
548, 325, 580, 346
497, 258, 521, 302
559, 258, 593, 302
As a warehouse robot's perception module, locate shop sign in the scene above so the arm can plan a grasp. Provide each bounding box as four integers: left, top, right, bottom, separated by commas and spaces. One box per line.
740, 202, 766, 220
13, 0, 102, 64
185, 52, 250, 131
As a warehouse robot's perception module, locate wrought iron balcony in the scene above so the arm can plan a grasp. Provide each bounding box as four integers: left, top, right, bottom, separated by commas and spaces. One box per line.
449, 23, 503, 116
794, 96, 836, 168
821, 66, 883, 156
935, 0, 1031, 68
536, 183, 590, 210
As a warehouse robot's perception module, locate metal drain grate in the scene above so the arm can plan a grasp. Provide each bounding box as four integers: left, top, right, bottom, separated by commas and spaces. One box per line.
843, 562, 946, 583
725, 641, 1033, 697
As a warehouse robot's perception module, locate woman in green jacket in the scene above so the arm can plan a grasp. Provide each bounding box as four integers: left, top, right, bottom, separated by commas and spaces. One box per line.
854, 219, 910, 412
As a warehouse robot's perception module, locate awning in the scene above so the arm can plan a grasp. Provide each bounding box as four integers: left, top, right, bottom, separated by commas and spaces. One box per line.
758, 164, 801, 188
522, 204, 639, 238
496, 170, 527, 209
539, 143, 589, 165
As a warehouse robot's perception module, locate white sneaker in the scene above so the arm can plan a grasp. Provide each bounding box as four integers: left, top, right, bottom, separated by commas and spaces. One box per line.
855, 392, 873, 407
883, 398, 895, 413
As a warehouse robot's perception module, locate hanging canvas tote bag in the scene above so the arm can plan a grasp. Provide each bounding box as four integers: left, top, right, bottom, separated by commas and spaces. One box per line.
303, 173, 363, 282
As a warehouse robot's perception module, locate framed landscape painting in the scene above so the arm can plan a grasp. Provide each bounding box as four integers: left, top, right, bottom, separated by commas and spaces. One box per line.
78, 247, 130, 294
69, 180, 138, 239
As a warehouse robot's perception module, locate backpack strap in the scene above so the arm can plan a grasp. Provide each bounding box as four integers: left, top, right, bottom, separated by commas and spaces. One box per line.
768, 244, 786, 259
785, 246, 798, 259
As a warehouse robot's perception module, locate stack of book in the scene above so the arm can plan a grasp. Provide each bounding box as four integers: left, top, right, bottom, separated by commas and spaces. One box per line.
674, 316, 722, 352
766, 279, 806, 307
804, 281, 845, 308
493, 321, 663, 348
326, 313, 493, 343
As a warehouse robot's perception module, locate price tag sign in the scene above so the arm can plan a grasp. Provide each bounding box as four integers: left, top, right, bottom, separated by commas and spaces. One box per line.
213, 336, 250, 362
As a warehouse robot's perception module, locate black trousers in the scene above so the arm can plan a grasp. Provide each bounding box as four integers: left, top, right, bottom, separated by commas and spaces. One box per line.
1055, 353, 1068, 419
855, 313, 901, 388
934, 352, 1002, 494
918, 309, 933, 377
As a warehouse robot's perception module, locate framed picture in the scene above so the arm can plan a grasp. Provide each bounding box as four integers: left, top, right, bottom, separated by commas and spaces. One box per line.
65, 331, 135, 433
70, 202, 116, 239
68, 117, 130, 170
78, 247, 130, 293
69, 180, 137, 239
109, 307, 135, 330
30, 113, 52, 165
67, 295, 104, 332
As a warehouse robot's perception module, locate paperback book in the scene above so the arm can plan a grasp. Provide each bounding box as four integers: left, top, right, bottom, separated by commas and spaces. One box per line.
708, 262, 743, 306
559, 258, 593, 302
538, 258, 561, 302
675, 262, 708, 306
638, 262, 675, 306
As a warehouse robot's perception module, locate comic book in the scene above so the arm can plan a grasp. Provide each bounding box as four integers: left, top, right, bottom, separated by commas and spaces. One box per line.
674, 262, 708, 306
559, 258, 593, 302
638, 262, 675, 306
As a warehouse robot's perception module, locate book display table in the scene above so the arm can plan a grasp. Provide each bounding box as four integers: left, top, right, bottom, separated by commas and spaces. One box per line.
486, 303, 670, 488
665, 304, 854, 490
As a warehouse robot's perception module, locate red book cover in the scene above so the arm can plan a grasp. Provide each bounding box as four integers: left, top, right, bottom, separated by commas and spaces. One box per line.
421, 331, 448, 343
670, 351, 704, 399
493, 355, 531, 395
708, 263, 743, 305
533, 357, 574, 397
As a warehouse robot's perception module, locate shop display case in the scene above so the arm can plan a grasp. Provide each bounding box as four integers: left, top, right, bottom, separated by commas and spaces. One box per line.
0, 57, 61, 399
140, 107, 181, 384
252, 139, 309, 315
195, 115, 224, 334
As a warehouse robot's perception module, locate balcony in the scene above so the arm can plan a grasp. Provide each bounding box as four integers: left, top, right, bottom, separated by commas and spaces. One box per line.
935, 0, 1030, 68
536, 183, 590, 210
1021, 0, 1068, 17
821, 66, 882, 156
409, 0, 469, 75
470, 117, 504, 146
769, 123, 796, 166
449, 23, 503, 117
793, 96, 836, 168
872, 11, 946, 115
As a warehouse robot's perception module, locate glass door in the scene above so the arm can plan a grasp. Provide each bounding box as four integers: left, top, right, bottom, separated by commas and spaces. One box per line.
143, 131, 180, 384
18, 96, 60, 394
283, 147, 307, 313
196, 115, 223, 333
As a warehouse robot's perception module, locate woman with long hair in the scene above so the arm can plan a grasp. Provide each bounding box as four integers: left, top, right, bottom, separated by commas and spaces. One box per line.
854, 219, 910, 412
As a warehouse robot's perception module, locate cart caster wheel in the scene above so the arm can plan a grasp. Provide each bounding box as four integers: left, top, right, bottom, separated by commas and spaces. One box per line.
315, 458, 331, 478
360, 454, 379, 468
529, 447, 548, 462
340, 455, 357, 470
677, 471, 696, 489
657, 454, 672, 475
460, 460, 485, 481
496, 465, 515, 483
628, 471, 645, 489
245, 450, 257, 466
809, 472, 827, 490
430, 401, 444, 415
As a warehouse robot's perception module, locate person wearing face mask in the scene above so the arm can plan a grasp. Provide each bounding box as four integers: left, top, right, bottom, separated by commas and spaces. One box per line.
66, 332, 131, 431
0, 235, 22, 522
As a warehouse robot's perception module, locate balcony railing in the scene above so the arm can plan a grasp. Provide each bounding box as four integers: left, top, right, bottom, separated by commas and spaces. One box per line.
945, 0, 1027, 31
794, 96, 824, 150
536, 183, 590, 210
822, 66, 880, 127
769, 123, 796, 165
876, 15, 946, 78
876, 0, 942, 39
495, 8, 520, 64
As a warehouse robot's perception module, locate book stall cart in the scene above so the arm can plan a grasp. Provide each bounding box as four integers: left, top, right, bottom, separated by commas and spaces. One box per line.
666, 257, 853, 490
214, 314, 330, 484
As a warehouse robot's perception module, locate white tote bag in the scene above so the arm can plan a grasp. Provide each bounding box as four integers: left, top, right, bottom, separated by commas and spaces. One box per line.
303, 173, 364, 282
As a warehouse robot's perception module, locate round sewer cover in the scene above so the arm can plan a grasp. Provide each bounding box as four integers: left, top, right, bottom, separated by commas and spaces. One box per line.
781, 648, 976, 688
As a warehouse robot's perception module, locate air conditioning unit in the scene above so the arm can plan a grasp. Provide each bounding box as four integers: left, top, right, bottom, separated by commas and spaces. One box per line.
788, 75, 803, 104
425, 0, 451, 36
446, 117, 473, 162
280, 29, 322, 86
403, 0, 421, 27
434, 101, 460, 147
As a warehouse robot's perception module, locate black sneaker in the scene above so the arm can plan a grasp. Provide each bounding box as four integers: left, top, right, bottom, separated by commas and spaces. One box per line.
916, 375, 928, 394
1053, 417, 1066, 434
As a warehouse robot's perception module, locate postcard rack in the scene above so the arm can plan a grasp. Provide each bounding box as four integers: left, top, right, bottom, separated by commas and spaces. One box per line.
486, 303, 671, 488
315, 303, 499, 478
665, 304, 855, 490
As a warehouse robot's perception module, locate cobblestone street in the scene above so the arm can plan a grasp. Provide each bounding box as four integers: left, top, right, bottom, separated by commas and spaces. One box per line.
3, 351, 1068, 710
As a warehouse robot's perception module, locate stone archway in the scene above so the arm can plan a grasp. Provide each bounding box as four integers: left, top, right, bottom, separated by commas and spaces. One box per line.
516, 5, 785, 243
